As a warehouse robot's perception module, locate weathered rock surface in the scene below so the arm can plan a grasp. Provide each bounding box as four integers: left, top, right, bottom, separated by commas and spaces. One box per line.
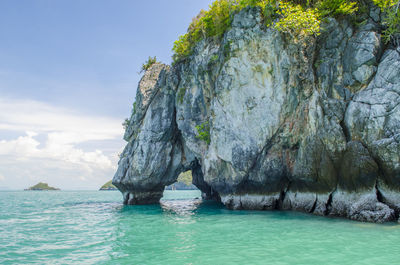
113, 7, 400, 222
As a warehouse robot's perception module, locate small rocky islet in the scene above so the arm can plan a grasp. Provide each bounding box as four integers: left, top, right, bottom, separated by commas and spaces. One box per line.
113, 1, 400, 223
99, 181, 118, 191
25, 182, 60, 191
164, 170, 198, 190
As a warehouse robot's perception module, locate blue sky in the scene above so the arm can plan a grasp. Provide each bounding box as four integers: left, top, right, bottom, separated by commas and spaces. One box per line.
0, 0, 213, 189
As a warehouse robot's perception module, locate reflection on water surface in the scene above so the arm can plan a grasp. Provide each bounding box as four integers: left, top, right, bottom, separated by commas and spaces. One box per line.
160, 198, 203, 215
1, 190, 400, 265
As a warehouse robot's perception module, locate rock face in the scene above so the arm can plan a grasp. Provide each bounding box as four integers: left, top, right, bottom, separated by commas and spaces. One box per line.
113, 7, 400, 223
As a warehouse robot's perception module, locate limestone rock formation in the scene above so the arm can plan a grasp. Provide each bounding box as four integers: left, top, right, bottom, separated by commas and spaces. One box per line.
113, 7, 400, 223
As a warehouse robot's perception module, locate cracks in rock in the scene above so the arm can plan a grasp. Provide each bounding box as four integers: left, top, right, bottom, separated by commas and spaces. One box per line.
358, 141, 399, 220
339, 119, 351, 143
359, 140, 386, 180
354, 100, 390, 106
276, 181, 291, 210
311, 38, 321, 93
387, 88, 400, 97
386, 129, 400, 145
310, 197, 318, 213
231, 120, 288, 196
324, 190, 335, 216
276, 190, 286, 210
375, 179, 399, 220
359, 140, 388, 184
339, 97, 351, 143
375, 180, 384, 203
386, 103, 400, 117
245, 121, 287, 178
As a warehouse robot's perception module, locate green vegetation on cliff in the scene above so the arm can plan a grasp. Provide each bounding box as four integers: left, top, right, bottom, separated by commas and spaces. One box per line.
373, 0, 400, 44
100, 180, 117, 190
195, 121, 211, 145
26, 182, 59, 191
172, 0, 399, 63
141, 56, 159, 72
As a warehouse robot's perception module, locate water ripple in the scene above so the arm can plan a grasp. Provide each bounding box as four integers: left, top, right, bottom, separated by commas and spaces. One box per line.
1, 190, 400, 265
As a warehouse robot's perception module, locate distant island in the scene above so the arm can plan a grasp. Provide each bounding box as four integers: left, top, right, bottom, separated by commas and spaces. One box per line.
164, 182, 197, 190
165, 171, 198, 190
25, 182, 60, 191
99, 180, 117, 191
102, 171, 197, 191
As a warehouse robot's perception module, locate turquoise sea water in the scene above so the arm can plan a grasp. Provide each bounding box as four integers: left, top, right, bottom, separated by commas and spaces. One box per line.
1, 190, 399, 265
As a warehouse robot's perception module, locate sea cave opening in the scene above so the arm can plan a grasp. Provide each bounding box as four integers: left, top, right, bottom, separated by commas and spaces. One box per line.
162, 159, 220, 202
162, 170, 202, 200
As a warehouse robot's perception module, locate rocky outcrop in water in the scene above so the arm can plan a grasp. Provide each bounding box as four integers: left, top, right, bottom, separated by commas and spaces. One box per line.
25, 182, 60, 191
113, 7, 400, 223
99, 180, 117, 191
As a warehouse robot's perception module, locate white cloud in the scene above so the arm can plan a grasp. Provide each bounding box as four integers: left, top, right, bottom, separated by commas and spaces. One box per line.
0, 173, 4, 181
0, 97, 125, 189
0, 98, 122, 139
0, 132, 113, 170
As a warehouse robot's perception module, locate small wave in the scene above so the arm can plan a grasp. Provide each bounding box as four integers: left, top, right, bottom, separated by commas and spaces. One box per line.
160, 198, 202, 215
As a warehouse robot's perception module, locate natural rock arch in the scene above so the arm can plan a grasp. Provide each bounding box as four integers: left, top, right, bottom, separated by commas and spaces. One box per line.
113, 7, 400, 223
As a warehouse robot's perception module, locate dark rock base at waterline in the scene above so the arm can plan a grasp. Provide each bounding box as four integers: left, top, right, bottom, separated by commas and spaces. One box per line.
122, 191, 164, 205
221, 190, 398, 223
123, 189, 398, 223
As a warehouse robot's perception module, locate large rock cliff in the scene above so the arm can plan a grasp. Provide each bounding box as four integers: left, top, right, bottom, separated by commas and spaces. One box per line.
113, 7, 400, 223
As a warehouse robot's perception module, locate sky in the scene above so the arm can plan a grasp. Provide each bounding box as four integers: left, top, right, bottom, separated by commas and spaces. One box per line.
0, 0, 213, 190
